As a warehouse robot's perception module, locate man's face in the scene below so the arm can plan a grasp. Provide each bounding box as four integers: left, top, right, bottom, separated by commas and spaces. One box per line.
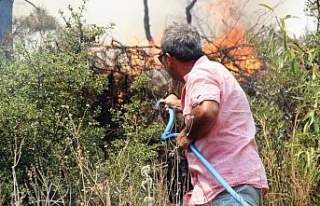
158, 51, 166, 67
158, 52, 179, 80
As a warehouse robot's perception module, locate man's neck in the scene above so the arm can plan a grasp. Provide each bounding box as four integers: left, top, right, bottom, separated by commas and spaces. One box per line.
179, 60, 197, 79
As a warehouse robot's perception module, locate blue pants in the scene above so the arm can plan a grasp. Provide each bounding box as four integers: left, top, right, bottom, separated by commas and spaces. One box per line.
210, 185, 262, 206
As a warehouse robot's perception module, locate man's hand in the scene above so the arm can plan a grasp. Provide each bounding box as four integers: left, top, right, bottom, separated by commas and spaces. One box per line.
164, 94, 182, 111
176, 128, 193, 150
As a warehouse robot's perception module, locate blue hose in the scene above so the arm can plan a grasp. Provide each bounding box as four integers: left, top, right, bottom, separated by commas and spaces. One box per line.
160, 108, 176, 141
160, 107, 250, 206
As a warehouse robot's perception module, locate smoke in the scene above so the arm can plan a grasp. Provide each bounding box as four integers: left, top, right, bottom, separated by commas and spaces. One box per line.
13, 0, 313, 42
191, 0, 314, 38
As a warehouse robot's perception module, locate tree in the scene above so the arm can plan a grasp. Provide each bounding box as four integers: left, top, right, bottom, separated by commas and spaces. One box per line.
0, 0, 13, 60
186, 0, 197, 24
13, 6, 60, 53
143, 0, 154, 45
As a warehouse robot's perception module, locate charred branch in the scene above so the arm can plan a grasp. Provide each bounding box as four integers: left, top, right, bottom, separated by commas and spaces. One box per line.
186, 0, 197, 24
143, 0, 154, 43
24, 0, 39, 11
86, 40, 163, 82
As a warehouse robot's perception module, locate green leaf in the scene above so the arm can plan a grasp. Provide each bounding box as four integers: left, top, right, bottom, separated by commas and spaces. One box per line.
258, 3, 274, 11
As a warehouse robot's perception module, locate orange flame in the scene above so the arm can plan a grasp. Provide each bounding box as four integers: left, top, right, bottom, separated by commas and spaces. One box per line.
203, 28, 261, 78
202, 0, 262, 80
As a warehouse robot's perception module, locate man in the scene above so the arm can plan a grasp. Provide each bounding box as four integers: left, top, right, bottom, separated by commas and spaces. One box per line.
158, 24, 269, 206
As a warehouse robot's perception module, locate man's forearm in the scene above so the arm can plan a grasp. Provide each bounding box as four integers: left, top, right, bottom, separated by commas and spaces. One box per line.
184, 101, 218, 140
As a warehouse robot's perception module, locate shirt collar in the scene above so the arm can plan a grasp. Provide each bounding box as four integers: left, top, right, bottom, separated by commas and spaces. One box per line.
183, 55, 209, 82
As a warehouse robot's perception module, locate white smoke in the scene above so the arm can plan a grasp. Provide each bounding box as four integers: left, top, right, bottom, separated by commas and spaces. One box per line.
13, 0, 314, 42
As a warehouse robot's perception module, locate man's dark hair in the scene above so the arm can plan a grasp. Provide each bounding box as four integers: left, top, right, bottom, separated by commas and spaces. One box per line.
161, 24, 203, 62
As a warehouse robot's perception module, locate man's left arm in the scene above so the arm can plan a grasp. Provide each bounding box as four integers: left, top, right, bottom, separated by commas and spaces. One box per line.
176, 100, 219, 149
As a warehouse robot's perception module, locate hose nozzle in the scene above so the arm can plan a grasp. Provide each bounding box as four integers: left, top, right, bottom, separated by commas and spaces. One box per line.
154, 98, 165, 109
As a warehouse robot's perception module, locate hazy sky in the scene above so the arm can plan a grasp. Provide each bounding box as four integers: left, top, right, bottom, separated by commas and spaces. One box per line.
13, 0, 315, 44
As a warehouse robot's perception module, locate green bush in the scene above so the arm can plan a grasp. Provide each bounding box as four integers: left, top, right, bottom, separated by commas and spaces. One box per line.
0, 1, 111, 204
103, 74, 164, 205
251, 26, 320, 205
0, 45, 109, 204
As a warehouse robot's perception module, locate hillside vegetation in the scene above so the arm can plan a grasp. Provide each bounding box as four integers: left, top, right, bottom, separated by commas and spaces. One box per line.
0, 2, 319, 206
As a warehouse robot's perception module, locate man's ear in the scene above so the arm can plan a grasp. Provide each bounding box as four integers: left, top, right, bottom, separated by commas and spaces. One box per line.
166, 54, 173, 68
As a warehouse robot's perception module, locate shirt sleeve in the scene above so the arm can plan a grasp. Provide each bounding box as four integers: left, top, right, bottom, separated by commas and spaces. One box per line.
186, 67, 221, 109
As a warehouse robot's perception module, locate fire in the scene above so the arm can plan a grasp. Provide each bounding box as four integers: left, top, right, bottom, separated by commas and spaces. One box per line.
202, 0, 263, 81
86, 0, 267, 100
203, 28, 261, 81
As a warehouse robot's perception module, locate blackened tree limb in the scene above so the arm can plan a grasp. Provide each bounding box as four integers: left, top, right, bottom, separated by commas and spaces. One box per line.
24, 0, 38, 10
186, 0, 197, 24
143, 0, 154, 43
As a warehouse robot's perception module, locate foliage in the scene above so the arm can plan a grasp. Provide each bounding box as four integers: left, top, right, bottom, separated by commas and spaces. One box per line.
0, 1, 111, 205
13, 6, 61, 54
0, 41, 110, 205
14, 7, 59, 34
250, 20, 320, 205
102, 74, 164, 205
1, 0, 320, 205
0, 0, 165, 205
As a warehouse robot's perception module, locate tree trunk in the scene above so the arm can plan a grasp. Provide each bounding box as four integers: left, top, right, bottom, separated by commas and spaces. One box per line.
186, 0, 197, 24
143, 0, 154, 45
0, 0, 13, 60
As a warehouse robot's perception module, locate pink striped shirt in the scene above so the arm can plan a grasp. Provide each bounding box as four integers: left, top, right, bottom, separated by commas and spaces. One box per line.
181, 56, 269, 205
